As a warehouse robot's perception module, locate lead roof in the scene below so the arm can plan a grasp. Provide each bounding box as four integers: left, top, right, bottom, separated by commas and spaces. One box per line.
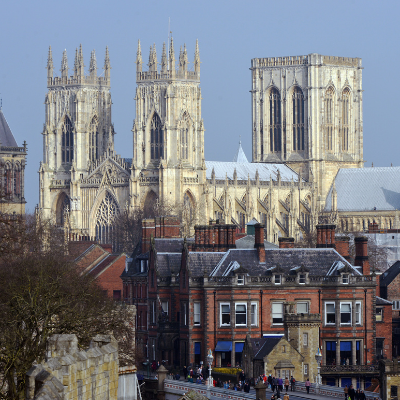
0, 109, 18, 147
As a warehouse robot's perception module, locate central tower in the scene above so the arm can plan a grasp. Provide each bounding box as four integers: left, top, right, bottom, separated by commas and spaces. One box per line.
131, 38, 205, 217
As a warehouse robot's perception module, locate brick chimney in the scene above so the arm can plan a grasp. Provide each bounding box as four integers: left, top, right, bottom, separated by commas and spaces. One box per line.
368, 222, 379, 233
354, 236, 370, 275
142, 216, 180, 253
335, 236, 350, 261
278, 237, 295, 248
316, 224, 336, 248
254, 223, 265, 262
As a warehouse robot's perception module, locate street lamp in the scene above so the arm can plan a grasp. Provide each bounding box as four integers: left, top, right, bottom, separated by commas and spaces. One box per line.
207, 349, 214, 387
315, 347, 322, 393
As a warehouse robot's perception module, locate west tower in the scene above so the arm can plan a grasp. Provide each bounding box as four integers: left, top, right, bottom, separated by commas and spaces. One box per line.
251, 54, 363, 209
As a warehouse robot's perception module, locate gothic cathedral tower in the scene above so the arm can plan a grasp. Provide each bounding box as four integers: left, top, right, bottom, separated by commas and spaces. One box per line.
251, 54, 363, 209
131, 38, 206, 221
39, 45, 117, 234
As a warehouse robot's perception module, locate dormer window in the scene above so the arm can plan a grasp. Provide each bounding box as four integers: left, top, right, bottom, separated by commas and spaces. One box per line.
342, 274, 349, 284
299, 273, 306, 284
237, 275, 245, 285
274, 274, 282, 285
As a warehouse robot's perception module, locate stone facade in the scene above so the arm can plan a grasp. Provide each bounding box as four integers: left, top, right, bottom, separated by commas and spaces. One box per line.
26, 334, 118, 400
38, 45, 367, 244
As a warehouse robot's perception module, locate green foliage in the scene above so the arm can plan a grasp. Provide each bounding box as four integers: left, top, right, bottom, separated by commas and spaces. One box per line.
212, 367, 241, 376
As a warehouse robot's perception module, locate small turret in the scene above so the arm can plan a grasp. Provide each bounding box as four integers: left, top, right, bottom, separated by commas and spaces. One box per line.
89, 50, 97, 78
47, 46, 54, 84
161, 42, 167, 73
194, 39, 200, 74
104, 46, 111, 84
73, 48, 79, 76
61, 49, 68, 78
169, 36, 176, 77
136, 40, 142, 73
148, 44, 158, 72
77, 44, 84, 77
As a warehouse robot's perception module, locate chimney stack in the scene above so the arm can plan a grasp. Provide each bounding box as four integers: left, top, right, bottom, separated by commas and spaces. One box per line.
368, 222, 379, 233
354, 236, 370, 275
335, 236, 350, 261
278, 237, 295, 249
316, 224, 336, 248
254, 223, 265, 262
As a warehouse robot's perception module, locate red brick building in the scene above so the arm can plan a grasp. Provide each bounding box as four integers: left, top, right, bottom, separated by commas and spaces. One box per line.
122, 219, 392, 389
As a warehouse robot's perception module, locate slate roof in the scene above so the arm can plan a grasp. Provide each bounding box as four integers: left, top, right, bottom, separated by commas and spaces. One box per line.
210, 248, 357, 277
233, 141, 249, 163
0, 109, 18, 147
205, 161, 300, 182
376, 296, 392, 306
154, 238, 188, 253
380, 261, 400, 287
252, 338, 282, 360
89, 254, 119, 277
156, 253, 182, 276
324, 167, 400, 212
235, 235, 278, 249
187, 252, 225, 277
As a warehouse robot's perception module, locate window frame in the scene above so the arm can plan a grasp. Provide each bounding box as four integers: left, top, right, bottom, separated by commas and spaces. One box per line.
325, 302, 336, 325
274, 274, 282, 285
272, 302, 284, 325
303, 332, 308, 347
393, 300, 400, 310
342, 273, 350, 284
220, 303, 231, 326
297, 301, 309, 314
340, 302, 352, 325
237, 275, 245, 285
299, 273, 306, 284
235, 303, 247, 326
251, 302, 258, 326
376, 307, 383, 322
194, 302, 201, 326
161, 300, 169, 316
355, 302, 361, 325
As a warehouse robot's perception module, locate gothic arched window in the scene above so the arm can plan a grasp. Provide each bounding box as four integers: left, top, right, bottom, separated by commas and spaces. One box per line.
150, 114, 163, 160
269, 88, 281, 152
4, 163, 12, 198
89, 117, 99, 162
292, 87, 305, 151
342, 89, 350, 151
180, 124, 189, 160
325, 87, 334, 151
95, 192, 118, 245
62, 117, 74, 163
14, 163, 21, 197
56, 194, 70, 226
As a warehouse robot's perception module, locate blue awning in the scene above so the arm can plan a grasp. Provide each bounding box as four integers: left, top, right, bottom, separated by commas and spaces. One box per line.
235, 342, 244, 353
195, 342, 201, 355
215, 341, 233, 352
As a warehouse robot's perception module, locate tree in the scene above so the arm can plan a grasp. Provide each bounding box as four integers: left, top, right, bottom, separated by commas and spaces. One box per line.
0, 215, 130, 400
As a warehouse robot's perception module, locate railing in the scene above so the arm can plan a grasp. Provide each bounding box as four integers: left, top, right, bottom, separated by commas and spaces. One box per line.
0, 146, 26, 153
208, 276, 233, 284
321, 364, 378, 373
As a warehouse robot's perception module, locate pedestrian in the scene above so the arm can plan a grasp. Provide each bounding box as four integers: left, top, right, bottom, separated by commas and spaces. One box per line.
276, 387, 281, 400
268, 374, 273, 389
355, 389, 360, 400
278, 376, 283, 391
348, 385, 355, 400
239, 369, 245, 384
183, 366, 187, 378
284, 377, 289, 392
290, 376, 296, 392
272, 376, 277, 392
359, 391, 366, 400
283, 393, 289, 400
305, 378, 311, 394
244, 380, 250, 393
344, 385, 349, 400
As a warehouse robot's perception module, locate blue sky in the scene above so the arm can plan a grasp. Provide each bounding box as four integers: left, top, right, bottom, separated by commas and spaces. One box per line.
1, 0, 399, 211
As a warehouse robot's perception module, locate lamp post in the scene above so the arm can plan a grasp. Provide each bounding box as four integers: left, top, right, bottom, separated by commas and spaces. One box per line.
207, 349, 214, 387
315, 347, 322, 393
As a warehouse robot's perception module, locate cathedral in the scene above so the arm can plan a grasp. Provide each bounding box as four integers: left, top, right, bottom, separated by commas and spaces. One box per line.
38, 40, 366, 244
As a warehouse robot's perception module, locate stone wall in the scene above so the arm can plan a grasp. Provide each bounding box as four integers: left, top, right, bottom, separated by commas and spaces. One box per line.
26, 334, 118, 400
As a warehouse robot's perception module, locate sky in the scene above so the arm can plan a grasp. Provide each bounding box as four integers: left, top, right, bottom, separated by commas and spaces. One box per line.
1, 0, 399, 212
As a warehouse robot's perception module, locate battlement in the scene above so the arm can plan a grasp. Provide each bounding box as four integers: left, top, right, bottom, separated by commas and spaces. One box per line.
136, 38, 201, 83
251, 53, 361, 68
48, 75, 110, 88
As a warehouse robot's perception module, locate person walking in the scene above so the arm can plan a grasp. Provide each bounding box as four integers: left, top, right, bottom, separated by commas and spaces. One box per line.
278, 377, 283, 391
348, 384, 355, 400
284, 377, 289, 392
268, 374, 273, 389
305, 378, 311, 394
272, 376, 277, 392
290, 376, 295, 392
344, 385, 349, 400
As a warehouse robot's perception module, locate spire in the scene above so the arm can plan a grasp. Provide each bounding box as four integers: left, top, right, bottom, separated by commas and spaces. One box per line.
47, 46, 54, 81
104, 46, 111, 83
169, 36, 176, 76
74, 48, 79, 76
61, 49, 68, 78
194, 39, 200, 73
77, 44, 84, 77
136, 40, 142, 73
89, 50, 97, 77
233, 140, 249, 163
161, 42, 167, 73
179, 46, 184, 72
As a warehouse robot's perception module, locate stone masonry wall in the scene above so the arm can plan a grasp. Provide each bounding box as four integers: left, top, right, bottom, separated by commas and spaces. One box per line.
26, 334, 118, 400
